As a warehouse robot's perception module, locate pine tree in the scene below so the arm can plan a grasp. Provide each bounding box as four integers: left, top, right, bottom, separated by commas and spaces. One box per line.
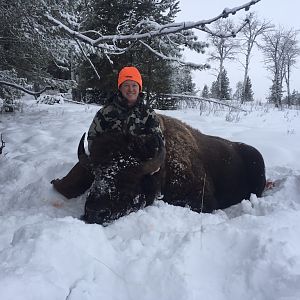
170, 66, 195, 94
268, 76, 282, 107
242, 76, 254, 102
233, 81, 243, 101
152, 65, 195, 110
289, 89, 300, 106
0, 0, 82, 93
210, 69, 231, 100
78, 0, 199, 104
210, 81, 219, 99
201, 84, 209, 98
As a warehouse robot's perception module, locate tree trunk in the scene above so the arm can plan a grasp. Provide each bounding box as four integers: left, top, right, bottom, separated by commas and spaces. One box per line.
242, 51, 250, 104
285, 65, 291, 107
218, 60, 224, 100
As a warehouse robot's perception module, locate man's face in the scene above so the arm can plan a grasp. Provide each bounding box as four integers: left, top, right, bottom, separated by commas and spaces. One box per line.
119, 80, 140, 106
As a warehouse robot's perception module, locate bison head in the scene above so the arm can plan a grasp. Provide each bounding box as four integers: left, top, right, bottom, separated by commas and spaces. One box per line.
78, 132, 165, 225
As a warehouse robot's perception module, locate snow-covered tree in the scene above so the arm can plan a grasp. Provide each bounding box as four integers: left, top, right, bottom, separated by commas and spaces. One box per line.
210, 69, 231, 100
77, 0, 205, 103
283, 30, 300, 107
262, 27, 300, 108
242, 76, 254, 102
239, 13, 273, 103
233, 81, 243, 101
208, 19, 239, 99
201, 84, 209, 98
170, 66, 195, 94
284, 89, 300, 107
0, 0, 82, 95
0, 0, 260, 102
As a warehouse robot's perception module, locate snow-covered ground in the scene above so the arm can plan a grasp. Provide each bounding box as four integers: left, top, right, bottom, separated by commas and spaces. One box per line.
0, 97, 300, 300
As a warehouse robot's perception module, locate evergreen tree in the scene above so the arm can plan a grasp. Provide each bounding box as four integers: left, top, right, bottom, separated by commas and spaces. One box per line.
210, 69, 231, 100
288, 89, 300, 106
153, 65, 195, 110
268, 75, 282, 107
0, 0, 82, 93
201, 84, 209, 98
210, 80, 218, 99
242, 76, 254, 102
78, 0, 200, 104
233, 81, 243, 101
170, 66, 195, 94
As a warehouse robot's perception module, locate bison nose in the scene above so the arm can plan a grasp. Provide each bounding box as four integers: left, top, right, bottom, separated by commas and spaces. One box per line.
82, 206, 111, 225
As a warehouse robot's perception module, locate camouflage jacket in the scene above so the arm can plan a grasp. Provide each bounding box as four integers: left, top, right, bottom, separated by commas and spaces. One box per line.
87, 93, 164, 151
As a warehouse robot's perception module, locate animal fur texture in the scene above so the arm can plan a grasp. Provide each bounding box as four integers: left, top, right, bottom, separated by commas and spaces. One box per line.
75, 114, 266, 224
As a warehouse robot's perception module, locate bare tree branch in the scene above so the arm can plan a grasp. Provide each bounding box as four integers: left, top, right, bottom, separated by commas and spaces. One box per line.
261, 27, 300, 107
238, 13, 273, 103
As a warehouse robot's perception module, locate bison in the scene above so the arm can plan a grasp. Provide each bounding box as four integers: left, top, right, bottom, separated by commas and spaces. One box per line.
52, 114, 266, 225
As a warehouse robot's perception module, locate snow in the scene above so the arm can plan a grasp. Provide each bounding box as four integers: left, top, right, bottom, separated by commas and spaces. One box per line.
0, 96, 300, 300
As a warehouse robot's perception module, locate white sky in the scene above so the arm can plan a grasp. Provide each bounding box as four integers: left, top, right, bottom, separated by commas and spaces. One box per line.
176, 0, 300, 100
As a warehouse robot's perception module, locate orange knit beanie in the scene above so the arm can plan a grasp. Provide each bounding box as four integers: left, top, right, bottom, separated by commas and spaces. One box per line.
118, 66, 142, 91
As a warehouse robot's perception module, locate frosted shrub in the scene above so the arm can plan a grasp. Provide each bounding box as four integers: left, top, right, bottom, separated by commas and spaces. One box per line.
37, 94, 64, 105
225, 110, 241, 122
0, 97, 23, 113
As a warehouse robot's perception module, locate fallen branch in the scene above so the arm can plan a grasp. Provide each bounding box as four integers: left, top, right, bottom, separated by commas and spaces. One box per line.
0, 81, 52, 96
163, 93, 248, 112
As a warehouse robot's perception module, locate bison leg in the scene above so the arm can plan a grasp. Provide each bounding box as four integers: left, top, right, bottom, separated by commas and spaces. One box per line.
141, 169, 164, 204
51, 162, 94, 199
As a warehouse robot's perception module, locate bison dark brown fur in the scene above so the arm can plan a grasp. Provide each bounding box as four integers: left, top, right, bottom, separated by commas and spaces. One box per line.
52, 114, 266, 224
75, 114, 266, 224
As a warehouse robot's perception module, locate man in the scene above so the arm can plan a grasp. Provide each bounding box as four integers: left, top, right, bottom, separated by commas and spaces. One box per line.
51, 66, 165, 199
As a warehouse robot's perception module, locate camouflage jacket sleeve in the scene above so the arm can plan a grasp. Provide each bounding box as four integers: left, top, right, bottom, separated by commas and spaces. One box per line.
144, 108, 165, 146
87, 109, 106, 151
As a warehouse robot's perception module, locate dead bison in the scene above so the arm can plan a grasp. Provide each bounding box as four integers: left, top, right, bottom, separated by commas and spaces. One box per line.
52, 114, 266, 224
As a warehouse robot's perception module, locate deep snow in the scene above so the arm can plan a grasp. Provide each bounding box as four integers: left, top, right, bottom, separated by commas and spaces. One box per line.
0, 97, 300, 300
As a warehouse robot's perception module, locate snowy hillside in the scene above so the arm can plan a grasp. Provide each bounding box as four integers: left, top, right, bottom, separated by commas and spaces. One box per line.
0, 97, 300, 300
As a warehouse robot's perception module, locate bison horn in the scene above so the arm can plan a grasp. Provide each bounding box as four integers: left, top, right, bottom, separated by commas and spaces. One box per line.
78, 133, 91, 169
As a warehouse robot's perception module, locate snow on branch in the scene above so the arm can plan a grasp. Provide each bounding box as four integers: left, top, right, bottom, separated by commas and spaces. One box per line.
74, 39, 101, 80
139, 41, 210, 70
45, 1, 261, 47
0, 81, 52, 96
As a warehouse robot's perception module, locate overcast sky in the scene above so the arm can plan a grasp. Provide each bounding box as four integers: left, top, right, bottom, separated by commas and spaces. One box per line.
176, 0, 300, 100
